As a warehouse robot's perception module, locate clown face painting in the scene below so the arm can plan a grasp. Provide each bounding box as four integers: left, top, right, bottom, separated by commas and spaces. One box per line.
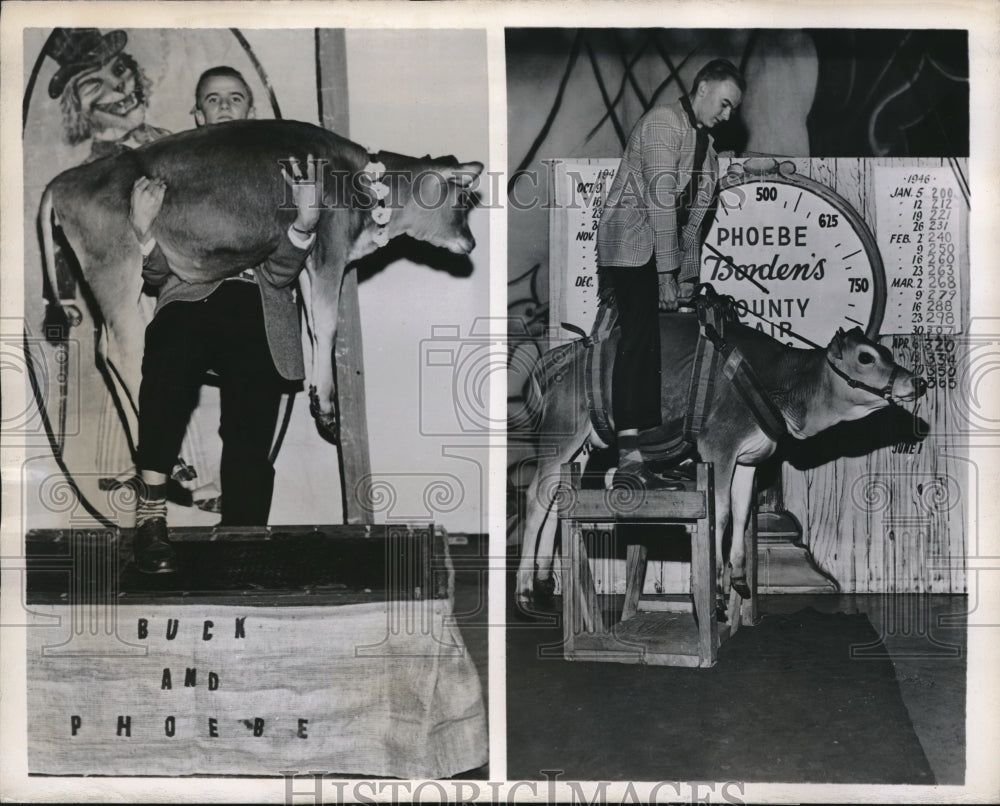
44, 28, 167, 156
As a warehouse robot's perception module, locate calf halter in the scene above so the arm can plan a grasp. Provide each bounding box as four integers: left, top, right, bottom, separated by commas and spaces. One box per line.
362, 153, 391, 247
826, 357, 901, 406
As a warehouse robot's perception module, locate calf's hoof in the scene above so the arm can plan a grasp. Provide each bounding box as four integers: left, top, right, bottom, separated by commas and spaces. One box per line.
514, 578, 558, 621
313, 413, 340, 444
732, 575, 751, 600
309, 385, 340, 444
171, 457, 198, 483
514, 592, 542, 621
533, 575, 556, 607
715, 591, 728, 623
194, 495, 222, 514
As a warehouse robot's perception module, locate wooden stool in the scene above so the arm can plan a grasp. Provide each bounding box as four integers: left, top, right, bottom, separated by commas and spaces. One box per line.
557, 461, 756, 668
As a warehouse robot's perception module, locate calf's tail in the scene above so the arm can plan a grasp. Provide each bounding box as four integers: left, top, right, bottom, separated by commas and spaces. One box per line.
39, 188, 70, 342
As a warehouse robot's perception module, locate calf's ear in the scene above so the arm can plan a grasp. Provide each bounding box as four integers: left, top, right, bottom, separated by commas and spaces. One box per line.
827, 327, 845, 359
443, 162, 484, 187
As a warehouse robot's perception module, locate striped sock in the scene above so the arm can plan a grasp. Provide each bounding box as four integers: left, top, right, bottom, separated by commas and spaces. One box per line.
136, 483, 168, 527
617, 433, 641, 467
618, 449, 643, 467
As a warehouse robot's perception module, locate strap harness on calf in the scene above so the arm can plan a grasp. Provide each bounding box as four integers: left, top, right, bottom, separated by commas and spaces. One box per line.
695, 288, 787, 442
580, 284, 789, 456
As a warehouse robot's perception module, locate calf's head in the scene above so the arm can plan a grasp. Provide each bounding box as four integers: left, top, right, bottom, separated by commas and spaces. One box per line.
384, 157, 483, 254
825, 327, 927, 418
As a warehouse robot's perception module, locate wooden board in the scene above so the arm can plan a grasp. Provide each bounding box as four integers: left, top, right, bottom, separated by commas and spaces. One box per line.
25, 524, 447, 604
317, 28, 374, 524
558, 488, 707, 520
559, 463, 723, 668
547, 158, 620, 343
780, 157, 969, 593
567, 610, 705, 667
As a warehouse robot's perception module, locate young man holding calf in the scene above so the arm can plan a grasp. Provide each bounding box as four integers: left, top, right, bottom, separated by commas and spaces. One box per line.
129, 67, 320, 573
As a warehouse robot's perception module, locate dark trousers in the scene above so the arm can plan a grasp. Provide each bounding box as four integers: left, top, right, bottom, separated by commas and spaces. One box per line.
599, 261, 662, 432
137, 281, 289, 526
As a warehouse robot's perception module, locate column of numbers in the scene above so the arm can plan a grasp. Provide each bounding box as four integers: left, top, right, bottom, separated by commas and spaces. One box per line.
926, 186, 956, 332
916, 185, 958, 388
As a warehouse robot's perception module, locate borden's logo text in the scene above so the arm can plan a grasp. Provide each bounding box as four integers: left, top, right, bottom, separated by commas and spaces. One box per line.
708, 225, 826, 283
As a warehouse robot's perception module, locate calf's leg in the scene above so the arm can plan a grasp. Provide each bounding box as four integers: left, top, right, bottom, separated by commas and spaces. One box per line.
728, 463, 757, 599
517, 345, 591, 606
516, 431, 588, 605
97, 270, 150, 456
304, 230, 346, 443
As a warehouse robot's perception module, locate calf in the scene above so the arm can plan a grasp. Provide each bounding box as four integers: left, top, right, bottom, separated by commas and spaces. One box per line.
40, 119, 482, 446
515, 315, 926, 611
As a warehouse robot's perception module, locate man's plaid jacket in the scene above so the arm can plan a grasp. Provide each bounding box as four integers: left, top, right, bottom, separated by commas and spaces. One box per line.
597, 100, 717, 283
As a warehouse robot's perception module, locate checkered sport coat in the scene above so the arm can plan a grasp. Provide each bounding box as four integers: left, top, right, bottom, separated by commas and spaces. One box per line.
597, 100, 717, 283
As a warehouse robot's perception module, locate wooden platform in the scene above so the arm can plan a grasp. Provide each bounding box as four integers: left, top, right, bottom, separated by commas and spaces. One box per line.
25, 524, 447, 605
558, 462, 757, 668
568, 605, 707, 667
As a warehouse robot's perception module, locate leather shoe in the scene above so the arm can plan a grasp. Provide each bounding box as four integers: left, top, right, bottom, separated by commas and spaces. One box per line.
133, 517, 177, 574
613, 462, 685, 491
656, 462, 697, 481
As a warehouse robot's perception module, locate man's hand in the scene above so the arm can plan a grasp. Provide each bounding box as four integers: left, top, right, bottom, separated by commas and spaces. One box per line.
282, 154, 322, 234
129, 177, 166, 244
678, 280, 696, 306
657, 271, 680, 311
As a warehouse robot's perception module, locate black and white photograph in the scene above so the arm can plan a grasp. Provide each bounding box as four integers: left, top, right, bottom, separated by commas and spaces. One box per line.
506, 25, 980, 787
1, 1, 999, 804
7, 20, 489, 784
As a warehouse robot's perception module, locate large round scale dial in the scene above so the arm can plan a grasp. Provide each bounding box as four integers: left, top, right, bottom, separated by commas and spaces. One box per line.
702, 158, 886, 349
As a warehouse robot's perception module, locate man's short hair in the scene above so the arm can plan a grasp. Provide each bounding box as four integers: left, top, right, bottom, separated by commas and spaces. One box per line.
194, 65, 253, 109
691, 59, 746, 95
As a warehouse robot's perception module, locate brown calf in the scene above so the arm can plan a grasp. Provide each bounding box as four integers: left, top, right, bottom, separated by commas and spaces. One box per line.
515, 316, 926, 612
40, 118, 483, 446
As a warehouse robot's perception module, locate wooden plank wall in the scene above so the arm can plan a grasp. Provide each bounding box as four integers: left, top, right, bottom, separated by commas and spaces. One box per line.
781, 157, 969, 593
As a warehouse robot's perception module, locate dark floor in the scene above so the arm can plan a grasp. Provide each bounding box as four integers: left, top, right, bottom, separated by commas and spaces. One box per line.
763, 593, 967, 785
507, 583, 966, 785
